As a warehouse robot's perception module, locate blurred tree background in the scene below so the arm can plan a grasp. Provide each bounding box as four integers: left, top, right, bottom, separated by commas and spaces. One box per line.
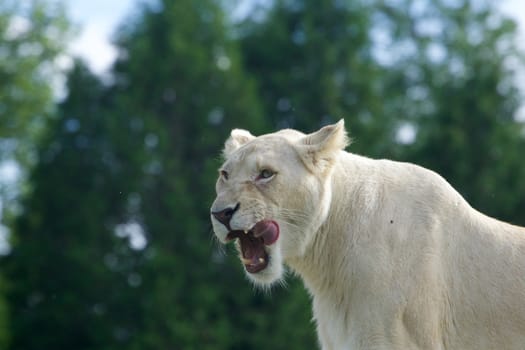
0, 0, 524, 349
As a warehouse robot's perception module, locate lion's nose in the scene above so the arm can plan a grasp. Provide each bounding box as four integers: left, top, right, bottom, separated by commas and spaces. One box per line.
211, 203, 240, 229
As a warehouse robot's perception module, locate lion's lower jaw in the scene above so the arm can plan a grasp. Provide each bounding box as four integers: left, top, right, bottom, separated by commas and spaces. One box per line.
244, 247, 285, 286
245, 226, 321, 287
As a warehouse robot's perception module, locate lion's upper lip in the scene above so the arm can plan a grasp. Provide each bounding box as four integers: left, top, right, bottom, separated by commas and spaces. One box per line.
226, 220, 279, 273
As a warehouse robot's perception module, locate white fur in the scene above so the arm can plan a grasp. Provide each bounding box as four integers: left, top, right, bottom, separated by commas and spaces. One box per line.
211, 120, 525, 349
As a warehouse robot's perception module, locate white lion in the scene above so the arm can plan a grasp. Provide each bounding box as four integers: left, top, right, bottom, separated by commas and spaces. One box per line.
210, 120, 525, 349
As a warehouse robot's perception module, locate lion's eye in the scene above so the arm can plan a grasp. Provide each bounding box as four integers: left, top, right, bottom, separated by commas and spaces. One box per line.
258, 169, 275, 180
220, 170, 229, 180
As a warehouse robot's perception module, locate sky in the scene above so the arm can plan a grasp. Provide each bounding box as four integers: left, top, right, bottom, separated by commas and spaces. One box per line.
66, 0, 142, 75
67, 0, 525, 76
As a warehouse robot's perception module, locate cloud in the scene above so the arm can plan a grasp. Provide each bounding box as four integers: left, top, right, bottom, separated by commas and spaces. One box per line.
66, 0, 138, 75
69, 22, 118, 75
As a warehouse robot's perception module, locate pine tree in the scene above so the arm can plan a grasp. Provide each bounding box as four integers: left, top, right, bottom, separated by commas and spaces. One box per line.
4, 62, 147, 349
0, 1, 71, 347
110, 1, 312, 348
238, 0, 399, 157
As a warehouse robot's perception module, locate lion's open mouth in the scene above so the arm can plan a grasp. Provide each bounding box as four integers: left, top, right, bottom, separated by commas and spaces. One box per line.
226, 220, 279, 273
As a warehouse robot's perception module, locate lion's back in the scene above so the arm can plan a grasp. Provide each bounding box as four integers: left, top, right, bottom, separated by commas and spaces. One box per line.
334, 152, 525, 349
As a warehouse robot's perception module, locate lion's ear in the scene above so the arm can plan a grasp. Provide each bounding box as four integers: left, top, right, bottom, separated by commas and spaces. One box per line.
297, 119, 350, 172
223, 129, 255, 157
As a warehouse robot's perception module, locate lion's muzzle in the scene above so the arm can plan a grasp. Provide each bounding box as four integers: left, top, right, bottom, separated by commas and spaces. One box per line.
211, 202, 240, 230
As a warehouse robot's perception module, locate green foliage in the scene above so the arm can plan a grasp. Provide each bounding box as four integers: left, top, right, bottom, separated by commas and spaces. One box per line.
4, 62, 148, 349
2, 0, 525, 349
0, 0, 70, 160
111, 1, 317, 347
0, 0, 71, 248
380, 0, 525, 224
0, 1, 71, 347
0, 274, 9, 348
239, 0, 399, 157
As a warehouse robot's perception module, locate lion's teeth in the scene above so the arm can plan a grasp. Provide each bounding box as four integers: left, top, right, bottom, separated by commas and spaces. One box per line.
241, 257, 265, 265
244, 230, 248, 234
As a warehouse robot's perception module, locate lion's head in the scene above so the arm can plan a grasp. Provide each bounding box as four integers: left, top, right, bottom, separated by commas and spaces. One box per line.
210, 120, 349, 285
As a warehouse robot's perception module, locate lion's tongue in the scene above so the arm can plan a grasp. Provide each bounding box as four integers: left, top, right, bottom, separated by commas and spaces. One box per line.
252, 220, 279, 245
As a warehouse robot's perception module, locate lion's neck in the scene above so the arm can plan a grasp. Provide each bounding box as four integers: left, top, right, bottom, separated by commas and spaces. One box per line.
287, 153, 371, 299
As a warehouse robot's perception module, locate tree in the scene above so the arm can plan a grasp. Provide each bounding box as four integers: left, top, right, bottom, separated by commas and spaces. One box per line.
0, 1, 70, 347
110, 0, 313, 348
0, 0, 70, 163
4, 0, 524, 348
4, 62, 147, 349
378, 0, 525, 224
238, 0, 401, 157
